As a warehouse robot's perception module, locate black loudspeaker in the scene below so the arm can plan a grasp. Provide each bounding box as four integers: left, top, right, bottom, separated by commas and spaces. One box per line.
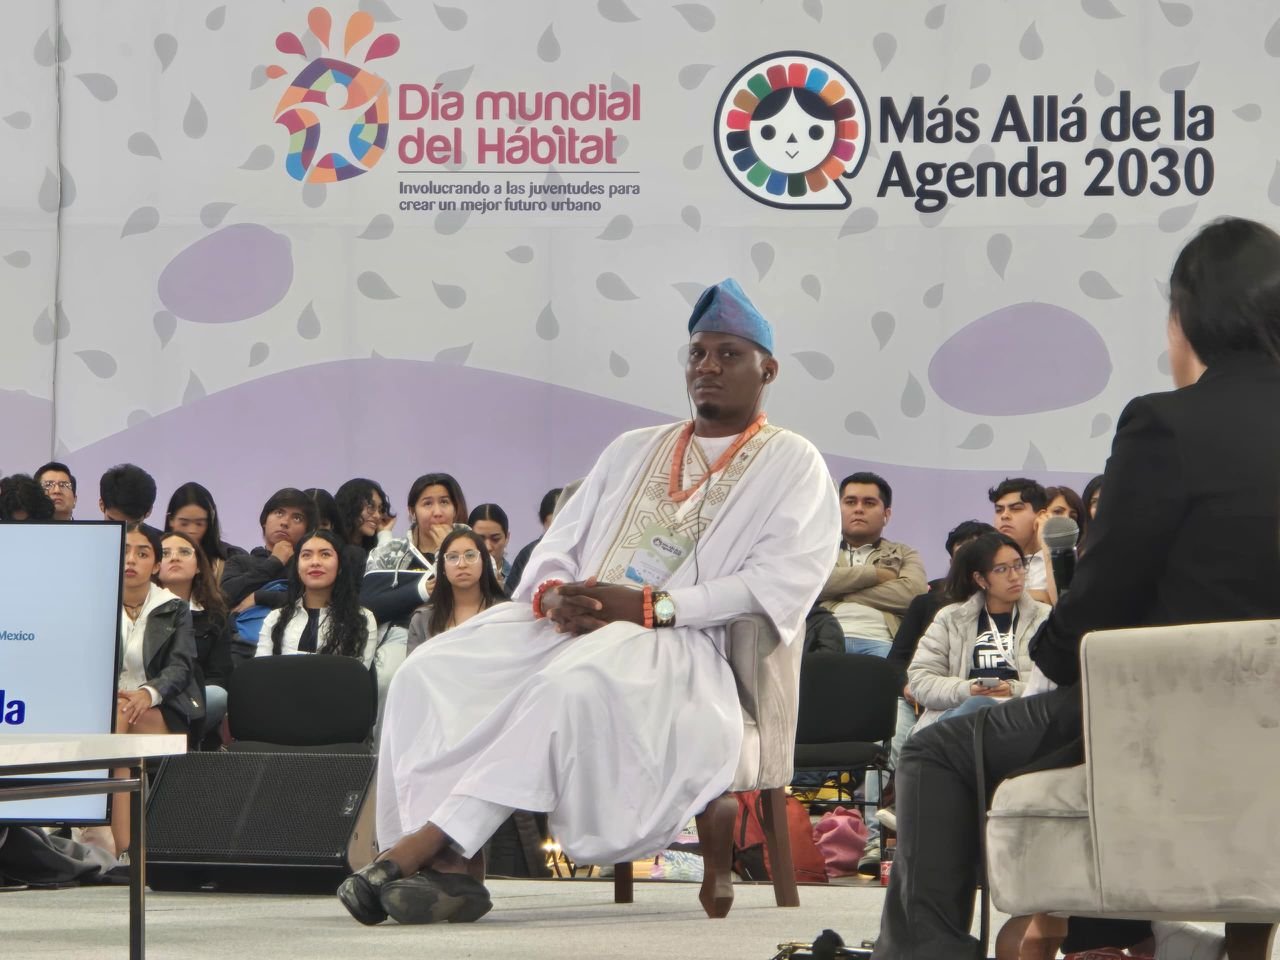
144, 751, 377, 893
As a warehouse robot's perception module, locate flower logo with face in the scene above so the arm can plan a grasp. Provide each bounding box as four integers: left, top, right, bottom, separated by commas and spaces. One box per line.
714, 52, 870, 209
265, 7, 399, 183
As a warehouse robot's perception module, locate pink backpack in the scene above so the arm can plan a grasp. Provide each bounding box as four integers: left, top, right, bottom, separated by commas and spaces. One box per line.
812, 806, 870, 877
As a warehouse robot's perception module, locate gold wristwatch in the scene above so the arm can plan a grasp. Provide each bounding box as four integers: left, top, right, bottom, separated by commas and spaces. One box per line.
652, 591, 676, 627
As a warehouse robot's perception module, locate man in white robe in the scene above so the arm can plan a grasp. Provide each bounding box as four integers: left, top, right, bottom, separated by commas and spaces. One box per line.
339, 278, 839, 926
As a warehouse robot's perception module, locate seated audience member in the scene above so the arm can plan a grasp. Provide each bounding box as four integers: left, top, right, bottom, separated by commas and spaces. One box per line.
165, 481, 245, 583
34, 461, 77, 521
305, 488, 343, 535
813, 472, 926, 873
504, 487, 562, 594
99, 463, 157, 526
1044, 484, 1085, 549
818, 472, 927, 655
886, 520, 995, 758
467, 503, 512, 586
221, 488, 317, 610
157, 531, 233, 735
407, 528, 508, 655
362, 473, 468, 697
0, 474, 55, 521
907, 532, 1050, 730
336, 478, 396, 558
1079, 473, 1105, 554
988, 477, 1052, 603
106, 523, 203, 855
257, 529, 377, 666
1043, 485, 1083, 524
307, 485, 380, 583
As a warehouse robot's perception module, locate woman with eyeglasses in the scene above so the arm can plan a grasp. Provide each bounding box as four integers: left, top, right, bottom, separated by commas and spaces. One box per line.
906, 532, 1051, 732
406, 529, 508, 655
157, 530, 234, 735
336, 478, 396, 563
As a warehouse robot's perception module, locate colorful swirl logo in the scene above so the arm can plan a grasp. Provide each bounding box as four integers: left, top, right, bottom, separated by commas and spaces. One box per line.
265, 7, 400, 183
714, 51, 871, 210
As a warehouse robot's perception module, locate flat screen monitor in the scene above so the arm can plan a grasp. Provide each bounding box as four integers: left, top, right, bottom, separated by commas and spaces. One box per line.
0, 521, 123, 823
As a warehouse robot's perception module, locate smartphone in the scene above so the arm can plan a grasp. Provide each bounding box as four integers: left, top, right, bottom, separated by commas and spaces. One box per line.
976, 677, 1002, 688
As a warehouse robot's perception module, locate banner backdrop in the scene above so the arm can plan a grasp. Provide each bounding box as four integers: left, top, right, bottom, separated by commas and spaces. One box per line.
3, 1, 1278, 571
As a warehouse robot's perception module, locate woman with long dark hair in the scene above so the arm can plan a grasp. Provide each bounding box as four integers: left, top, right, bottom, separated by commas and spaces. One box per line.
164, 482, 244, 582
1078, 474, 1105, 555
906, 532, 1050, 731
336, 478, 395, 555
157, 530, 234, 732
361, 473, 469, 703
257, 528, 377, 665
107, 523, 204, 855
466, 503, 511, 587
406, 528, 507, 654
304, 488, 345, 539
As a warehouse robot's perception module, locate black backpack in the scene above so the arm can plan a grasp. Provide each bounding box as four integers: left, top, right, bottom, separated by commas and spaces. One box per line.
804, 605, 845, 655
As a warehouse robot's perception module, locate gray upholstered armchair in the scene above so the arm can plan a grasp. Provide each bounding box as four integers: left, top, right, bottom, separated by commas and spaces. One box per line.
614, 613, 803, 917
987, 621, 1280, 959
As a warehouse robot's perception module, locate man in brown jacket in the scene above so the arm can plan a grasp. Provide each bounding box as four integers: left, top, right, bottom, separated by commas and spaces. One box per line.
819, 472, 928, 656
817, 472, 928, 873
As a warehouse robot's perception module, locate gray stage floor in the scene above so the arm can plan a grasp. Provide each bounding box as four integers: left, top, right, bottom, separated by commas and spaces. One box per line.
4, 877, 1267, 959
0, 876, 969, 959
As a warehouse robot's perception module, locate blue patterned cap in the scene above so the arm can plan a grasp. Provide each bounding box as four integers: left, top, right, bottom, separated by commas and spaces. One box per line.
687, 278, 774, 355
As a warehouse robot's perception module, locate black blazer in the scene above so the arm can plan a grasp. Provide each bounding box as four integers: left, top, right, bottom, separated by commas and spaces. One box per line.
135, 598, 206, 724
191, 607, 233, 689
1031, 351, 1280, 685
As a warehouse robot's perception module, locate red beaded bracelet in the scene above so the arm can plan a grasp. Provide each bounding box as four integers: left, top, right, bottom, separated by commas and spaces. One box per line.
532, 579, 564, 619
642, 585, 654, 629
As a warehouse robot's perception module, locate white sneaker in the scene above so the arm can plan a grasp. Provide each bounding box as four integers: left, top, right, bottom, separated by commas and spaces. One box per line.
875, 807, 897, 832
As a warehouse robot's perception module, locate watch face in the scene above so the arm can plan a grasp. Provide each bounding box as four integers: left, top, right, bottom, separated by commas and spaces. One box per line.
654, 597, 676, 621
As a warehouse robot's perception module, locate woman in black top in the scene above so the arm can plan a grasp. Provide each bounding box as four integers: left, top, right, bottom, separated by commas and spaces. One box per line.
157, 530, 233, 735
165, 482, 244, 584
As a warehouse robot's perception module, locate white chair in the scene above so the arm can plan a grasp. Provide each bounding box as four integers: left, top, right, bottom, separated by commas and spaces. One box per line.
614, 613, 803, 916
987, 621, 1280, 958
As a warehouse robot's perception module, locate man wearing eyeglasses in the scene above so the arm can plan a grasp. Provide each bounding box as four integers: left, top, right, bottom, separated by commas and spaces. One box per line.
34, 461, 77, 521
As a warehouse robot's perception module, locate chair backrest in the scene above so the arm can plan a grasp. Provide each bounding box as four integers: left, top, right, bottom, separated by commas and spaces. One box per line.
796, 652, 899, 746
227, 655, 376, 748
1080, 620, 1280, 918
726, 614, 802, 792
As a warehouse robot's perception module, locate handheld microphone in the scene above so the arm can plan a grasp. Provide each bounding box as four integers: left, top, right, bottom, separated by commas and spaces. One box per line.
1041, 516, 1079, 599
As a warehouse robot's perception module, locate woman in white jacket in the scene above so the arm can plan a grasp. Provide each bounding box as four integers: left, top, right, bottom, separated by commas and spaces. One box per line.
257, 529, 377, 667
907, 532, 1050, 732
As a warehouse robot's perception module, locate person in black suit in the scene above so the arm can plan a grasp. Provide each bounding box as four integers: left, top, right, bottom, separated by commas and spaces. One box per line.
872, 216, 1280, 960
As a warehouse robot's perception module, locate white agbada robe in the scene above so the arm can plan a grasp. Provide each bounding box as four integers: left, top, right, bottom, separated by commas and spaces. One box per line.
377, 420, 839, 863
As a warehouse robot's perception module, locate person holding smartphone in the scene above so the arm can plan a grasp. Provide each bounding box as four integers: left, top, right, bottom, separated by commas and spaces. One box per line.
905, 532, 1051, 731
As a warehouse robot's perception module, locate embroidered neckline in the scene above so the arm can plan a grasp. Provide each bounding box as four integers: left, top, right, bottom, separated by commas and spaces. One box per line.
667, 413, 767, 504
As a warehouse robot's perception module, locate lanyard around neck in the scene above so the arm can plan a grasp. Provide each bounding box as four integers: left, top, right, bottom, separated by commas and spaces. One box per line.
984, 605, 1017, 665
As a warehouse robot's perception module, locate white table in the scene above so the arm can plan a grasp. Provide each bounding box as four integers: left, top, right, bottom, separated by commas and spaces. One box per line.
0, 733, 187, 960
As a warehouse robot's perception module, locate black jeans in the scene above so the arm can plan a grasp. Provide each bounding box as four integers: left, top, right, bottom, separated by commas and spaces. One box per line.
872, 685, 1084, 960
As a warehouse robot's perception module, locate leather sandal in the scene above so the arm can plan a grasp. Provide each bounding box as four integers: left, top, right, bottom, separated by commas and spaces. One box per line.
337, 858, 404, 925
380, 869, 493, 925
